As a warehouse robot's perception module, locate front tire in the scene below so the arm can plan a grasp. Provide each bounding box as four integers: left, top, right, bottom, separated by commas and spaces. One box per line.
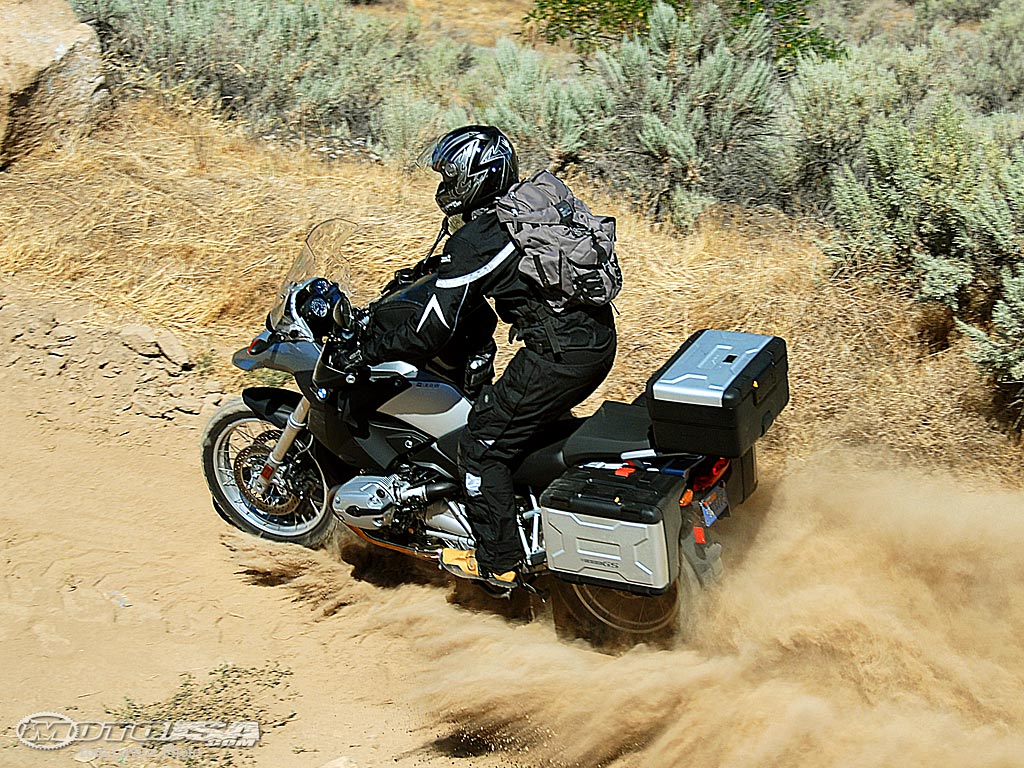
201, 398, 335, 548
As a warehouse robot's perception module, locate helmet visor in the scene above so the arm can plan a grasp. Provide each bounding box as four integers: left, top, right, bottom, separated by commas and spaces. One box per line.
416, 134, 447, 174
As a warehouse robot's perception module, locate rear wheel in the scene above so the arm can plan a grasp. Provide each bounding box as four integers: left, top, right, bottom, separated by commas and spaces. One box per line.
550, 551, 700, 648
201, 398, 335, 547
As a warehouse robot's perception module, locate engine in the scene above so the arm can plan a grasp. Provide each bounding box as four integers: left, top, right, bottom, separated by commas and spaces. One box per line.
328, 474, 472, 548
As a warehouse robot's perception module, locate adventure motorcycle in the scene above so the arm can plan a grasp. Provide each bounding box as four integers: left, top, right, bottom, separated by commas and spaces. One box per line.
201, 220, 789, 639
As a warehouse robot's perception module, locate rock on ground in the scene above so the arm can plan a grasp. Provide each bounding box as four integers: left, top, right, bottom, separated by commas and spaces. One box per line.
0, 0, 106, 168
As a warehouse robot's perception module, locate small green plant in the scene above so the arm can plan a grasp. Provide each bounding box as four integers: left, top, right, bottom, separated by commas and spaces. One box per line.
195, 349, 216, 375
252, 368, 291, 387
108, 664, 294, 767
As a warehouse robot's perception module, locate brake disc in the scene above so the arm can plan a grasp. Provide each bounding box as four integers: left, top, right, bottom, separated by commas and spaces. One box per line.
233, 441, 301, 516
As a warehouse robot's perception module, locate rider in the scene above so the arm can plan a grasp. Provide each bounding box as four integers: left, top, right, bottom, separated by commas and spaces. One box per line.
360, 126, 617, 586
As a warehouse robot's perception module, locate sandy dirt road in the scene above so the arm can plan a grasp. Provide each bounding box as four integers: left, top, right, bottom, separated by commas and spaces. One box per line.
0, 287, 515, 768
4, 283, 1024, 768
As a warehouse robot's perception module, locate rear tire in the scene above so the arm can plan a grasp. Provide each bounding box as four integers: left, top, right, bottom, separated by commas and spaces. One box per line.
550, 551, 701, 649
201, 398, 336, 548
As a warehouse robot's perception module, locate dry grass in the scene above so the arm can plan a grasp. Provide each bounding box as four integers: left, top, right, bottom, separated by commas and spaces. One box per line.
0, 98, 1020, 482
362, 0, 537, 46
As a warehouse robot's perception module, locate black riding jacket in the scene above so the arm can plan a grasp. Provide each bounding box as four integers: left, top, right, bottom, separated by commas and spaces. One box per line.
362, 209, 615, 366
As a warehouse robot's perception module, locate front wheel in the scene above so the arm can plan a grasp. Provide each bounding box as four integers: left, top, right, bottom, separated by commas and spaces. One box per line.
201, 398, 335, 547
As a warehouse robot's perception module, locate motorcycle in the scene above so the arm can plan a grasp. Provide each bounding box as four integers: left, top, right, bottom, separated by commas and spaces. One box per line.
201, 220, 788, 641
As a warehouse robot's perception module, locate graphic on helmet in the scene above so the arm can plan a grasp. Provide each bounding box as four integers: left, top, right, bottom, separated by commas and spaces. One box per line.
426, 126, 518, 216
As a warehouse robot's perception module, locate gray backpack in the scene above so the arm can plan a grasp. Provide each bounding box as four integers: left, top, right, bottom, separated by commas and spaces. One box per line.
495, 170, 622, 311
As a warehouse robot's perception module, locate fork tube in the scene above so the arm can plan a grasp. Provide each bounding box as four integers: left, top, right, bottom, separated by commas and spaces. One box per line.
252, 397, 311, 493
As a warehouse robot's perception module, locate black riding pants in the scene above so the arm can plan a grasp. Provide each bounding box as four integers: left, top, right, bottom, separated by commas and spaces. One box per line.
458, 338, 616, 574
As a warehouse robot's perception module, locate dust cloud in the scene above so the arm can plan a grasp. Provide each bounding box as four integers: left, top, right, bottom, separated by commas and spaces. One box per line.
231, 454, 1024, 767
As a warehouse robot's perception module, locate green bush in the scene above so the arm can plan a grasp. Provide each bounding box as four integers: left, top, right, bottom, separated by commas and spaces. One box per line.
787, 34, 959, 205
960, 265, 1024, 427
585, 2, 784, 226
912, 0, 1002, 24
526, 0, 842, 67
525, 0, 687, 53
787, 49, 900, 203
74, 0, 428, 137
371, 90, 469, 167
468, 5, 785, 225
827, 98, 1023, 316
965, 0, 1024, 113
723, 0, 844, 71
479, 40, 610, 172
813, 0, 920, 46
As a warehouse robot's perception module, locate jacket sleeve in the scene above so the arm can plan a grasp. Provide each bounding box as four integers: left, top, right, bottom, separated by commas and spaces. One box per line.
361, 229, 518, 365
361, 272, 476, 365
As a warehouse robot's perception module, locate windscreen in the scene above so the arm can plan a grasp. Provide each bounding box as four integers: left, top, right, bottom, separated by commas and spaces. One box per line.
269, 218, 357, 327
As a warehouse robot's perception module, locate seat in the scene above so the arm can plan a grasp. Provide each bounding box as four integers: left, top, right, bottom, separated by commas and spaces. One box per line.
511, 417, 584, 488
561, 400, 653, 466
439, 401, 653, 490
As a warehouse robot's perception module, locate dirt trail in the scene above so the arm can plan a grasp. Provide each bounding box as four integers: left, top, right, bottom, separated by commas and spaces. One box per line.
0, 284, 508, 767
3, 281, 1024, 768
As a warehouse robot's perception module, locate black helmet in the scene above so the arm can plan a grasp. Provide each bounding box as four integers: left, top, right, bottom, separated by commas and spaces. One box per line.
425, 126, 518, 216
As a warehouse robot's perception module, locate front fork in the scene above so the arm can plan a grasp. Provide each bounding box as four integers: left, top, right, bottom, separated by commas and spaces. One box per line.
251, 397, 312, 494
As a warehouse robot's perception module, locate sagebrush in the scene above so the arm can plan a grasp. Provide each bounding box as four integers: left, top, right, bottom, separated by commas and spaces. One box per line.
69, 0, 1024, 428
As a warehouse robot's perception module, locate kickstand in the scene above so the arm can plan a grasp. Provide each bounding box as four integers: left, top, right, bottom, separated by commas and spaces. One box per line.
518, 576, 547, 602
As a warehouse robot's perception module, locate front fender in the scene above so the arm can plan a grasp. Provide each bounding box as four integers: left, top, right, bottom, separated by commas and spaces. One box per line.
242, 387, 303, 429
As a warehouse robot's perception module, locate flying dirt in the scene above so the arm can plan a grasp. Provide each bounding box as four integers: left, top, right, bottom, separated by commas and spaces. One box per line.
231, 452, 1024, 768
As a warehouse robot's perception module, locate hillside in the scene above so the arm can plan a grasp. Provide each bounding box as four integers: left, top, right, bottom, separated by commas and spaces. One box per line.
1, 97, 1020, 480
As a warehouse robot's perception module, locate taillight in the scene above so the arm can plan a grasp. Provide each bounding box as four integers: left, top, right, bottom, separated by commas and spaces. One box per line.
692, 457, 730, 492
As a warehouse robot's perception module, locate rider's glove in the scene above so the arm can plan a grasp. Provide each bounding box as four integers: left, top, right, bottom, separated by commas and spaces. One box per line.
381, 255, 441, 296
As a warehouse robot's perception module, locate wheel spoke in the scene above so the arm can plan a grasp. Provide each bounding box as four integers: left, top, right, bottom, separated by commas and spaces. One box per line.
209, 414, 329, 539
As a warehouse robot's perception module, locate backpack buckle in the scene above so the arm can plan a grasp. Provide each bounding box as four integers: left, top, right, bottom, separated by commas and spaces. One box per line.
554, 200, 574, 226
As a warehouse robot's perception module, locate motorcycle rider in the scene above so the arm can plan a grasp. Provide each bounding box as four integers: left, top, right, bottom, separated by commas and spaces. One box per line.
360, 126, 617, 587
